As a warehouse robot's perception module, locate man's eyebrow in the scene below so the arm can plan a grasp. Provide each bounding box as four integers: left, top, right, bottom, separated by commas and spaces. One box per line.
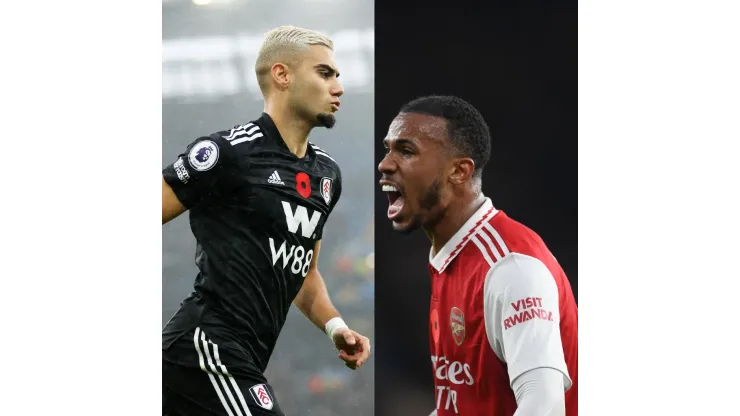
384, 138, 418, 147
398, 138, 418, 147
315, 64, 339, 78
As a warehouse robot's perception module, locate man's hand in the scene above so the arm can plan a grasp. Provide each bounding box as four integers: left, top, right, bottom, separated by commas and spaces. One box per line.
332, 328, 371, 370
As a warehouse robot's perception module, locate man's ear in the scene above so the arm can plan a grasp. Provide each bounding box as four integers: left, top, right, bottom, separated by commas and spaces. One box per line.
271, 63, 290, 90
449, 157, 476, 185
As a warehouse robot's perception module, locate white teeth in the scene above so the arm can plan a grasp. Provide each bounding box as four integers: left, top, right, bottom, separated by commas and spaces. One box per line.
382, 184, 398, 192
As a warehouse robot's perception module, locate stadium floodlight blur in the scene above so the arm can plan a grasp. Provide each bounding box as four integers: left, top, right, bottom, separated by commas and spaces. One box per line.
163, 3, 374, 416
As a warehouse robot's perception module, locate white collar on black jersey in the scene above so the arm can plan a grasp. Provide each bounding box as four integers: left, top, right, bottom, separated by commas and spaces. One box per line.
429, 198, 499, 273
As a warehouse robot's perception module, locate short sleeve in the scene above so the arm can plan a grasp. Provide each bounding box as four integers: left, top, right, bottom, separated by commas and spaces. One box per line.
483, 253, 572, 390
313, 167, 342, 241
328, 167, 342, 214
162, 135, 238, 209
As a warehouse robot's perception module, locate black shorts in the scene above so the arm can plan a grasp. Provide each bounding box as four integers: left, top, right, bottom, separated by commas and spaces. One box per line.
163, 327, 284, 416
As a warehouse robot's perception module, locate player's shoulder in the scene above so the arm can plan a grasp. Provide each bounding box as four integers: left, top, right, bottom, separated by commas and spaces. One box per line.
309, 142, 342, 179
475, 209, 566, 288
448, 202, 552, 274
205, 117, 267, 153
180, 117, 268, 167
487, 210, 551, 262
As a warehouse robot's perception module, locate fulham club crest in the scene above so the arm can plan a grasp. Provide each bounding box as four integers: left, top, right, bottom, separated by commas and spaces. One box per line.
249, 384, 274, 410
320, 177, 333, 205
450, 307, 465, 346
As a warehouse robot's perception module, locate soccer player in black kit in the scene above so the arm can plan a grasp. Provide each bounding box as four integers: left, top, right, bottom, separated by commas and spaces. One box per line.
161, 26, 371, 416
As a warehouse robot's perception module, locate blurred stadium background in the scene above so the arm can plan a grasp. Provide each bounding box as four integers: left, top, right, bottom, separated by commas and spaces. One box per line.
162, 1, 374, 415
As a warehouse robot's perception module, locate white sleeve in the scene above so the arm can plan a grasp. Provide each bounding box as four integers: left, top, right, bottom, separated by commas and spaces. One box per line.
483, 253, 572, 390
512, 367, 565, 416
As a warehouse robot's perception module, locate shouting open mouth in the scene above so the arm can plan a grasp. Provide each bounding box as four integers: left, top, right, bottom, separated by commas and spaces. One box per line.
382, 182, 405, 220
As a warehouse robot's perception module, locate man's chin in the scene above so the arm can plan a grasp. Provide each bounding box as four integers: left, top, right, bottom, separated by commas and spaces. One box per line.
390, 216, 420, 235
316, 112, 336, 129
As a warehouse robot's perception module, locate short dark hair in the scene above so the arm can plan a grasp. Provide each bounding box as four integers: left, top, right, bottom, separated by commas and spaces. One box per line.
400, 95, 491, 178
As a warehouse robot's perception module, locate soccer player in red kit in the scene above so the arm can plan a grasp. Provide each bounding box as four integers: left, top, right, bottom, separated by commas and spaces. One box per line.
378, 95, 578, 415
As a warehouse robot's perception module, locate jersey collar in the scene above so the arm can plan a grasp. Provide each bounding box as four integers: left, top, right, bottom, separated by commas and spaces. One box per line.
257, 112, 280, 139
429, 198, 499, 273
256, 112, 316, 161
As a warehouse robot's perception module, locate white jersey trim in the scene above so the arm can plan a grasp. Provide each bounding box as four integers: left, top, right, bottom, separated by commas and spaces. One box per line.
429, 197, 499, 273
310, 143, 337, 163
222, 123, 264, 146
193, 327, 254, 416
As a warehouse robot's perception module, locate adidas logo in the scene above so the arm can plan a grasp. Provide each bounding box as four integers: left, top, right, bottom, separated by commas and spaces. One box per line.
267, 170, 285, 185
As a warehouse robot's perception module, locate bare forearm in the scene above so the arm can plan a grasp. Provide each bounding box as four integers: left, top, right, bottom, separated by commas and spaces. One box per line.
295, 270, 341, 330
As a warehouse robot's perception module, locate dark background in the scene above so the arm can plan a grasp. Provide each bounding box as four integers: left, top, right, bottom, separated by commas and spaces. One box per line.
374, 1, 578, 414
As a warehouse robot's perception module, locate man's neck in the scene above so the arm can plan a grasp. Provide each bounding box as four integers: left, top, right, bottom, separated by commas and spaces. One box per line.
264, 102, 312, 158
426, 193, 487, 257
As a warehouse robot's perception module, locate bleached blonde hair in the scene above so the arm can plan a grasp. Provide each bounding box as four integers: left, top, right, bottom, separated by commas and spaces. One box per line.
255, 25, 334, 94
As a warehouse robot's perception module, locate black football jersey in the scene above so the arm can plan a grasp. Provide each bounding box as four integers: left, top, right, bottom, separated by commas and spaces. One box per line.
162, 113, 342, 372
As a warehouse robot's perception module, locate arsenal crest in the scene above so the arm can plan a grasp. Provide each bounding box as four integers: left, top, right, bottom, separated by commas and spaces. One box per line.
450, 307, 465, 346
320, 177, 333, 205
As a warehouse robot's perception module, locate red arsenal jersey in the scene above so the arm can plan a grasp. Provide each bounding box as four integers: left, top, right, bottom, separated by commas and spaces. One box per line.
428, 198, 578, 415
